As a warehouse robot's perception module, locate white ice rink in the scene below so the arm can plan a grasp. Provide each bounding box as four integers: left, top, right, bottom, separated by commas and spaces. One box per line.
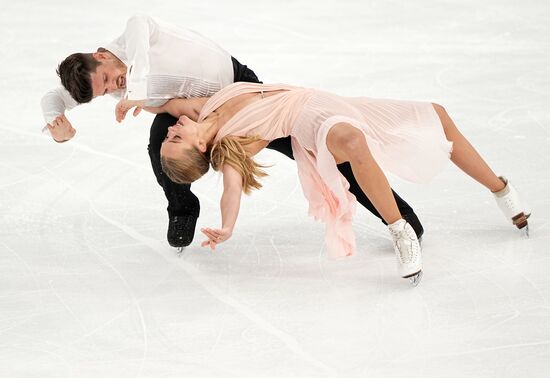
1, 0, 549, 377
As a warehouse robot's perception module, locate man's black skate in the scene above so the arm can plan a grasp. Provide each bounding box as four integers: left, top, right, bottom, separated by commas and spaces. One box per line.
167, 214, 197, 252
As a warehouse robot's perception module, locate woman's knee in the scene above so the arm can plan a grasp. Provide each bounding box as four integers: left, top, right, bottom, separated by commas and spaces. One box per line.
330, 127, 372, 164
336, 128, 367, 153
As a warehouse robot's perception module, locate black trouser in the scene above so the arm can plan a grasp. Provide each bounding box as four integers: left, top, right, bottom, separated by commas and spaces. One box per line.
147, 57, 423, 233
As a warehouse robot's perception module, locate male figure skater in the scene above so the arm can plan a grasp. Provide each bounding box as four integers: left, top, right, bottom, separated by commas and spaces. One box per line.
41, 14, 424, 249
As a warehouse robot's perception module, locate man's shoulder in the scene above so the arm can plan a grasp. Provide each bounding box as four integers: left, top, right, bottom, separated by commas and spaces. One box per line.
126, 13, 162, 28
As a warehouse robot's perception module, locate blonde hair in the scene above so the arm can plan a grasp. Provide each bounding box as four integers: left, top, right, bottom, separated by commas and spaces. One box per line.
161, 145, 210, 184
161, 135, 269, 195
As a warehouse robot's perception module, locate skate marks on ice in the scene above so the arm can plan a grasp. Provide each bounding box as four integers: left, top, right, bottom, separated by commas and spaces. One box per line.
88, 201, 339, 377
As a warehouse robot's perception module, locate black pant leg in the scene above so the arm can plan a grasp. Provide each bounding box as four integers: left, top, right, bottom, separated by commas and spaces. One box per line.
265, 137, 424, 237
336, 163, 423, 231
231, 56, 262, 83
148, 113, 200, 218
147, 56, 259, 221
265, 137, 295, 158
336, 162, 424, 236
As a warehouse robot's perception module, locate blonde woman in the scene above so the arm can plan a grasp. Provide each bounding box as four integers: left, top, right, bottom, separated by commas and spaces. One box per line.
121, 82, 529, 286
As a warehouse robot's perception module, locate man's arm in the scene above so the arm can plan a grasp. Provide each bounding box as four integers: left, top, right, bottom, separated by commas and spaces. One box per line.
41, 87, 79, 142
201, 164, 243, 250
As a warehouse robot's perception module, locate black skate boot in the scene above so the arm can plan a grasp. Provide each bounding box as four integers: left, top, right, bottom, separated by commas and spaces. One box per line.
165, 186, 200, 254
167, 214, 197, 254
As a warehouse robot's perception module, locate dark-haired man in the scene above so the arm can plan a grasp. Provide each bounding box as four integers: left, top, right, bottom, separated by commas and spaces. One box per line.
41, 14, 424, 250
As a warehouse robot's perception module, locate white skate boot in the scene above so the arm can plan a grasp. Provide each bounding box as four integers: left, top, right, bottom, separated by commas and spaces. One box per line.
493, 176, 530, 236
388, 219, 423, 286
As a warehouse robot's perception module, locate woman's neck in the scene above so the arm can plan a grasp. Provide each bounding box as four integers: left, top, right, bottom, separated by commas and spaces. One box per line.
200, 112, 221, 147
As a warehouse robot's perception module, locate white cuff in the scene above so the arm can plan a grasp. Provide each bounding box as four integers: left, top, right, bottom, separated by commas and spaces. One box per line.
126, 81, 148, 100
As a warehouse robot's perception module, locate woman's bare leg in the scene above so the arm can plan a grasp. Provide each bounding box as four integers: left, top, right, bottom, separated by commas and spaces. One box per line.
432, 103, 505, 192
433, 103, 529, 231
327, 123, 422, 282
326, 123, 401, 224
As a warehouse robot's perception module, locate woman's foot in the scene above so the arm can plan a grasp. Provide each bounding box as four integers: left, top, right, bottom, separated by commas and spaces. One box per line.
388, 219, 423, 286
492, 176, 530, 235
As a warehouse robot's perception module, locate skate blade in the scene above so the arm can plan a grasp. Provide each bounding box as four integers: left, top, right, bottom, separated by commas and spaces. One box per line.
521, 224, 529, 238
403, 270, 423, 287
522, 213, 531, 238
176, 247, 185, 257
512, 212, 530, 238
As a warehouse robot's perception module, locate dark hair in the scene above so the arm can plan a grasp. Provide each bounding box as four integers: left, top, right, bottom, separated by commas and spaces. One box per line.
56, 52, 102, 103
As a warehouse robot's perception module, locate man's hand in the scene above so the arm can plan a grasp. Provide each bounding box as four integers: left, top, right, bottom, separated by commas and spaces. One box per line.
115, 99, 146, 122
47, 115, 76, 143
200, 226, 233, 250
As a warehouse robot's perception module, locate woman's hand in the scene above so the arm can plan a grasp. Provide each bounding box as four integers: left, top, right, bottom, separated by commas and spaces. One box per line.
200, 226, 233, 250
115, 99, 146, 122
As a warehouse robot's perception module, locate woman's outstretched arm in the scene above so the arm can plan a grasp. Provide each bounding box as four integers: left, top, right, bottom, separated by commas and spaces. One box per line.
150, 97, 209, 121
200, 163, 243, 250
115, 97, 209, 123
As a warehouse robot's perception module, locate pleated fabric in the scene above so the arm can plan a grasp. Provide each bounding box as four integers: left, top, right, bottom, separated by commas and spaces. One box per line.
199, 82, 453, 258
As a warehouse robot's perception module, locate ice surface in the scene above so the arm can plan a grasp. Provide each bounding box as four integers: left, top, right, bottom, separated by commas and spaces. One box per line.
1, 0, 549, 377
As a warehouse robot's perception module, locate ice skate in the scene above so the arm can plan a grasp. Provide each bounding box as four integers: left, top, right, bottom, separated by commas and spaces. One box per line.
167, 214, 197, 254
388, 219, 423, 286
493, 176, 530, 236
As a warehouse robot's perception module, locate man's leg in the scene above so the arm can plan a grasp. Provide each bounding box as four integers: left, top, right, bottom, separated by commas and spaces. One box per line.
336, 162, 423, 238
265, 137, 424, 239
147, 56, 260, 248
149, 113, 200, 247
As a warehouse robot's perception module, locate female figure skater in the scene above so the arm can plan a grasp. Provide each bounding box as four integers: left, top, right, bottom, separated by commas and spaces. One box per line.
122, 82, 529, 286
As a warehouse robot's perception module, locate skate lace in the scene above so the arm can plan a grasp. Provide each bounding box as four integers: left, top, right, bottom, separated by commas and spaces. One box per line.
390, 226, 420, 264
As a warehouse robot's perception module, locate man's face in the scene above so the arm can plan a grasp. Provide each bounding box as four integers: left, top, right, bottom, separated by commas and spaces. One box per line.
90, 55, 127, 97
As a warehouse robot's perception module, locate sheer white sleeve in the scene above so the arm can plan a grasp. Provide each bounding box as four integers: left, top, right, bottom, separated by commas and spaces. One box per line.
40, 87, 79, 133
123, 14, 156, 100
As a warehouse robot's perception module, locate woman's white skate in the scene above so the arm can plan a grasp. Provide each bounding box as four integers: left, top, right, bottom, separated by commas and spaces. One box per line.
388, 219, 423, 286
493, 176, 530, 237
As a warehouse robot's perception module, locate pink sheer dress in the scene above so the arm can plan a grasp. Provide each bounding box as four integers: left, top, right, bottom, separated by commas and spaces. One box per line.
198, 82, 452, 259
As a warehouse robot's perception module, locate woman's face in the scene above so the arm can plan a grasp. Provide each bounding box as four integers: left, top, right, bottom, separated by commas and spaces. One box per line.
160, 116, 200, 159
